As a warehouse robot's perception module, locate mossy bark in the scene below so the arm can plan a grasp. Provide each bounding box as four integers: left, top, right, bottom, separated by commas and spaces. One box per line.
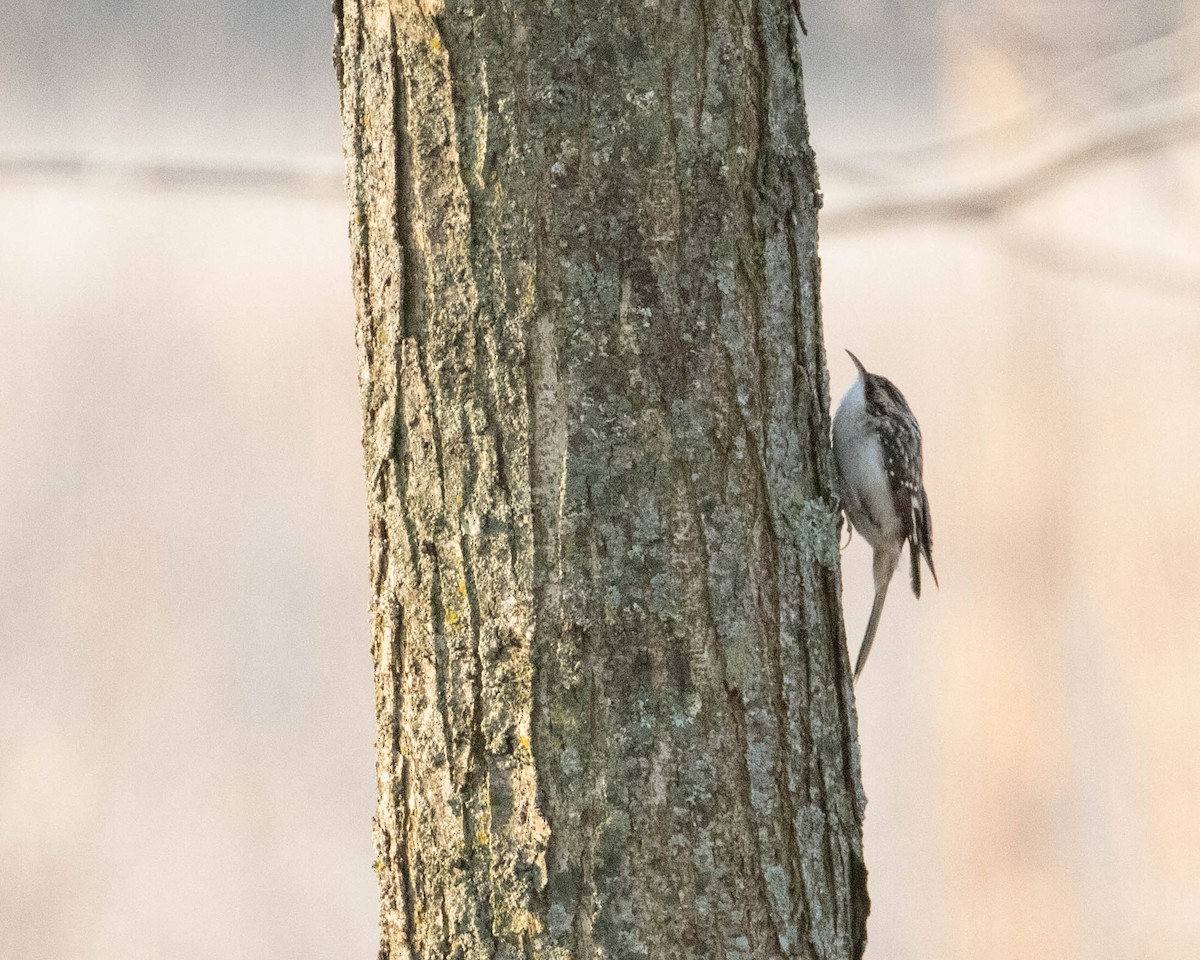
335, 0, 868, 956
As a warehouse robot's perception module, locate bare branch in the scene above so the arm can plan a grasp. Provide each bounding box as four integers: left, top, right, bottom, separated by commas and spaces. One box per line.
994, 228, 1200, 302
821, 14, 1200, 183
0, 151, 344, 200
822, 94, 1200, 232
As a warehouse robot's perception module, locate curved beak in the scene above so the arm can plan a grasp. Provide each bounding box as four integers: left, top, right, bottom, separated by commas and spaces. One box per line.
845, 349, 867, 377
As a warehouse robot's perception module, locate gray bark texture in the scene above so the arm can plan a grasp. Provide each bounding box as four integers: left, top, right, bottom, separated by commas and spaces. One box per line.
334, 0, 869, 956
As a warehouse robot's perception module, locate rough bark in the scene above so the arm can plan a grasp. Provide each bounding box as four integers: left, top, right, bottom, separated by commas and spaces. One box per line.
334, 0, 869, 956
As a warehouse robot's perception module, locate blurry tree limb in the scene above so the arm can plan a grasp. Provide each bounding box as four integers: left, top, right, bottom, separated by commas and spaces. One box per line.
821, 14, 1200, 184
335, 0, 867, 958
822, 93, 1200, 232
0, 151, 343, 200
993, 228, 1200, 302
11, 93, 1196, 241
9, 93, 1200, 246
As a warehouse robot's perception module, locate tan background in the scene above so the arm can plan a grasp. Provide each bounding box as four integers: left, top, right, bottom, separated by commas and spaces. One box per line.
3, 1, 1198, 957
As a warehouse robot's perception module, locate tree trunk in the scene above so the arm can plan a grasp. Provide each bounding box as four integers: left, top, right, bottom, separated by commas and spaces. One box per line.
334, 0, 869, 956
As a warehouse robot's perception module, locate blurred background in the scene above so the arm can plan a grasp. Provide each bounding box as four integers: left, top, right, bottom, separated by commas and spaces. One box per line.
1, 1, 1197, 958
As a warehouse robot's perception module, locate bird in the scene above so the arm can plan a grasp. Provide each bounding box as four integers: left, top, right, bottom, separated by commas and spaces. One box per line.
832, 350, 937, 684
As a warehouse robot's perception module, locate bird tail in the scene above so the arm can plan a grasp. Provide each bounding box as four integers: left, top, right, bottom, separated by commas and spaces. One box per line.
909, 537, 922, 598
914, 487, 937, 592
854, 581, 890, 685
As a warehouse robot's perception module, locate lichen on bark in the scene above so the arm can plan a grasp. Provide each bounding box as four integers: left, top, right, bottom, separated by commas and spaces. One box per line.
335, 0, 869, 956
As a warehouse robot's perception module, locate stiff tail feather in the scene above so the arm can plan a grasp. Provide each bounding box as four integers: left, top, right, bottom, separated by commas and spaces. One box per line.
853, 582, 890, 685
918, 488, 938, 589
909, 537, 922, 598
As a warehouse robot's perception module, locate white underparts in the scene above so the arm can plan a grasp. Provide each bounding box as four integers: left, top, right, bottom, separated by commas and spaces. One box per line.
832, 377, 902, 552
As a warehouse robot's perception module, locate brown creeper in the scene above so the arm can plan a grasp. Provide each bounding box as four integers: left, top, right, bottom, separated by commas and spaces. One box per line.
833, 350, 937, 684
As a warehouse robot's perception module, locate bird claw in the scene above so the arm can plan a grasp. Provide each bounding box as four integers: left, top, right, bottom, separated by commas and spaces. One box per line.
839, 509, 854, 550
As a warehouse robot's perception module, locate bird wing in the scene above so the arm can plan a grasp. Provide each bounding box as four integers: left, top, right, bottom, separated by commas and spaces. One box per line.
875, 406, 928, 598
